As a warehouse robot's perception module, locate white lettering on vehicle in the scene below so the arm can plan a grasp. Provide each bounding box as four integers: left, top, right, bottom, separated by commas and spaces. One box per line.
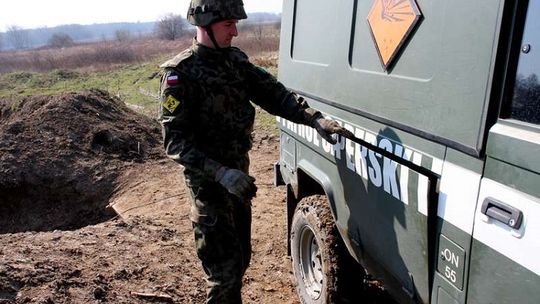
441, 248, 460, 283
444, 265, 457, 283
442, 248, 460, 268
278, 117, 422, 205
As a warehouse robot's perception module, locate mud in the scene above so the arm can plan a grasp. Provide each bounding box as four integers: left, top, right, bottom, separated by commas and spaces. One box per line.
0, 90, 392, 303
0, 91, 297, 303
0, 90, 161, 233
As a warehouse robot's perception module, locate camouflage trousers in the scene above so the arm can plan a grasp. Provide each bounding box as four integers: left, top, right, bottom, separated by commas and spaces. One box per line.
186, 179, 252, 304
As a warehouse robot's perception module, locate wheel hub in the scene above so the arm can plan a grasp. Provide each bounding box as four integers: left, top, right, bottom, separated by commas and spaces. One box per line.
299, 224, 323, 300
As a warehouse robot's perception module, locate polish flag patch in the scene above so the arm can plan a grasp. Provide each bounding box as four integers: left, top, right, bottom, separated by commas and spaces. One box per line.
167, 74, 179, 85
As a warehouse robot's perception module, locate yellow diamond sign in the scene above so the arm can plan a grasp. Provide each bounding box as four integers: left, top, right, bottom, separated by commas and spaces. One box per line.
367, 0, 422, 70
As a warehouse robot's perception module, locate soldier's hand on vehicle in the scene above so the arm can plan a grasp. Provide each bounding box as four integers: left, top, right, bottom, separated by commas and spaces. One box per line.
313, 117, 355, 144
215, 167, 257, 200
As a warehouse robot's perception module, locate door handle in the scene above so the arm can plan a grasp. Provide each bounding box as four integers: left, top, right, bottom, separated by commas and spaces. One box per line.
481, 198, 523, 229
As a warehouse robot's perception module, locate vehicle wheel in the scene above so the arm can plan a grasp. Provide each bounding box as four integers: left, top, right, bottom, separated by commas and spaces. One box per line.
290, 195, 362, 304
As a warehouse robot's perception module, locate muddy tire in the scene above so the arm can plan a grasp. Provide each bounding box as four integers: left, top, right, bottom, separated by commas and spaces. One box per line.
291, 195, 363, 304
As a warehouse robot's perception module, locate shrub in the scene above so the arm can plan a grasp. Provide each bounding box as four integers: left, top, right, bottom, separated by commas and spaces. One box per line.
48, 33, 75, 49
155, 14, 186, 41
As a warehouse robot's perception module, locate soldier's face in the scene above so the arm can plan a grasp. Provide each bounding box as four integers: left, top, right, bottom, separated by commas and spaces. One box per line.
210, 19, 239, 48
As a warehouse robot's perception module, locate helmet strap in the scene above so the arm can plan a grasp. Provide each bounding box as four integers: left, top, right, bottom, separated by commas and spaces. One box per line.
204, 26, 221, 50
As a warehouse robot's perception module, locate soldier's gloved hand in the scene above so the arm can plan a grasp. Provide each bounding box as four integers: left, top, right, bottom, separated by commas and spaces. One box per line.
312, 117, 355, 144
215, 167, 257, 200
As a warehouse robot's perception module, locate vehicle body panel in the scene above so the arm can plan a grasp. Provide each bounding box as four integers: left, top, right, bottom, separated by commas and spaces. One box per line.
276, 0, 540, 303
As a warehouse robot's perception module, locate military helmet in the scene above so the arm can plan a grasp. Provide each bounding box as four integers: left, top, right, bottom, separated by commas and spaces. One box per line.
187, 0, 248, 27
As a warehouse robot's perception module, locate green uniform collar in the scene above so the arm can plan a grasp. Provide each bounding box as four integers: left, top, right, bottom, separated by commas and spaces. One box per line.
191, 38, 229, 61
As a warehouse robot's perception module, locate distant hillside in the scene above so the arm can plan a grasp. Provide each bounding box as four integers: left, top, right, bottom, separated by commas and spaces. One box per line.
0, 22, 155, 50
247, 12, 282, 23
0, 12, 280, 50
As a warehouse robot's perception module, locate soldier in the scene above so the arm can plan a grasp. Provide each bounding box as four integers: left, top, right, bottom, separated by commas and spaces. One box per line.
158, 0, 353, 303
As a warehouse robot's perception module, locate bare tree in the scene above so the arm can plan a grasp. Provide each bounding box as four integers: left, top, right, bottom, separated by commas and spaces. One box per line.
155, 14, 186, 41
273, 20, 281, 31
115, 30, 131, 42
6, 25, 31, 49
47, 32, 74, 48
255, 24, 263, 41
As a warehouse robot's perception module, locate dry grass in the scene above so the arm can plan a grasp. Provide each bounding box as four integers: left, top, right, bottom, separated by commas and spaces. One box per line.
236, 22, 281, 56
0, 38, 191, 74
0, 23, 280, 74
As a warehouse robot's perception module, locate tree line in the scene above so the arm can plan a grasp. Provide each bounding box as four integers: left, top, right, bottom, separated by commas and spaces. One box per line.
0, 13, 280, 51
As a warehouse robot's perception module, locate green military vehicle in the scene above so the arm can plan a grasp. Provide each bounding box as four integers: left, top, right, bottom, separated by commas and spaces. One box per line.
273, 0, 540, 303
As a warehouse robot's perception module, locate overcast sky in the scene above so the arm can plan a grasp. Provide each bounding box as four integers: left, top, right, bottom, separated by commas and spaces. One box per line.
0, 0, 283, 32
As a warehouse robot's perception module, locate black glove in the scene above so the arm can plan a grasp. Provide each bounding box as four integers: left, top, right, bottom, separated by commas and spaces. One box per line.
215, 167, 257, 200
312, 116, 355, 144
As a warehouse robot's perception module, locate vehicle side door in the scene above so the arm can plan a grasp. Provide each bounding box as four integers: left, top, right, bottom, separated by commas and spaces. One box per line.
468, 1, 540, 302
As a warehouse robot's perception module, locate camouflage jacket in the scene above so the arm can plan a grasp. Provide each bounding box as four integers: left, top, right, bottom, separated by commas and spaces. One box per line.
159, 40, 319, 184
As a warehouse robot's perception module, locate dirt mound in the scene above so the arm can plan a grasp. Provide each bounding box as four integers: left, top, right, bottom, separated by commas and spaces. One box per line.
0, 88, 395, 302
0, 132, 303, 304
0, 89, 162, 233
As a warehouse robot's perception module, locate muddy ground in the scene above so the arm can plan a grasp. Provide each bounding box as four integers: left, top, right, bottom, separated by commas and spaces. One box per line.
0, 90, 299, 303
0, 90, 395, 304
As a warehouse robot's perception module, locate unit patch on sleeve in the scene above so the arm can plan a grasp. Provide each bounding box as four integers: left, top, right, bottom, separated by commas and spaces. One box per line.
163, 95, 181, 113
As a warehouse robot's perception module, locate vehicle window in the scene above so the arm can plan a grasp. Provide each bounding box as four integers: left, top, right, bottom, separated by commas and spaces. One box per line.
510, 0, 540, 124
291, 0, 336, 64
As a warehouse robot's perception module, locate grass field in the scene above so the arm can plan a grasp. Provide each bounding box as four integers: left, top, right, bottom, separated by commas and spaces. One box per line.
0, 60, 164, 116
0, 23, 281, 132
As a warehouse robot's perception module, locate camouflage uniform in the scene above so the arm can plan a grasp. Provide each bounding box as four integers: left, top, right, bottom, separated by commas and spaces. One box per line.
159, 39, 320, 303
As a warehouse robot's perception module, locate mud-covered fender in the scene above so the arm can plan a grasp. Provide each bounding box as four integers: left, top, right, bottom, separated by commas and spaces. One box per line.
287, 159, 360, 264
296, 159, 337, 209
284, 159, 339, 255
